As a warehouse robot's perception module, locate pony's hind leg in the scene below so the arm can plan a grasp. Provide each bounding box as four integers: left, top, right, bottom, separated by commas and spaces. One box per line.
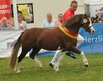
34, 56, 43, 68
15, 47, 31, 73
29, 48, 42, 68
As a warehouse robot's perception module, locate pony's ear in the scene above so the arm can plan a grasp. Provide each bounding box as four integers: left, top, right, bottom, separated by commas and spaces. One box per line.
83, 13, 87, 18
84, 13, 87, 16
84, 13, 90, 17
83, 13, 88, 23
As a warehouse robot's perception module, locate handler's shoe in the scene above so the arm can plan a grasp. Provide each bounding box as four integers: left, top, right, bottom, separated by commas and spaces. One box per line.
66, 51, 76, 59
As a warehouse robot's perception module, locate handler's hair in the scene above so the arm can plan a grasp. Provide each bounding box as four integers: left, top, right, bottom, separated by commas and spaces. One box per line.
70, 0, 78, 6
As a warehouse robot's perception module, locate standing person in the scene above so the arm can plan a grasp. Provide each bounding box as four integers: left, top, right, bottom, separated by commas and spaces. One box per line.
62, 0, 79, 58
62, 0, 78, 24
50, 0, 85, 68
18, 13, 27, 30
41, 13, 56, 27
55, 13, 63, 27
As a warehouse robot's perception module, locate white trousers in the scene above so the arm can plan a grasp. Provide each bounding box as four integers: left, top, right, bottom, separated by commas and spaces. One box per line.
77, 34, 84, 47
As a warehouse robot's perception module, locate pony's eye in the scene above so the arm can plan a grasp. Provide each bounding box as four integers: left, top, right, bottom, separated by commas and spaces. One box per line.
83, 19, 88, 23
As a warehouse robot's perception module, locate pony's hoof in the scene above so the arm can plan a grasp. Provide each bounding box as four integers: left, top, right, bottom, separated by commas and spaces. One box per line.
39, 64, 43, 68
54, 64, 59, 72
85, 65, 88, 67
55, 68, 59, 72
14, 68, 21, 73
83, 60, 88, 67
49, 63, 54, 68
16, 70, 21, 74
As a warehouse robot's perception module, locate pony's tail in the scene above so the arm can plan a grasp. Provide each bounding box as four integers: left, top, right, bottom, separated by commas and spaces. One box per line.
10, 33, 23, 69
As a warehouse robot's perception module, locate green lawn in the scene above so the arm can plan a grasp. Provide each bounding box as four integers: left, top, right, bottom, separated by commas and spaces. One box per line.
0, 54, 103, 81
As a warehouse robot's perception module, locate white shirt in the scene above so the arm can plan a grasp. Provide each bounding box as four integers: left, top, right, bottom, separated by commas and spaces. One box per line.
18, 21, 27, 30
41, 19, 56, 27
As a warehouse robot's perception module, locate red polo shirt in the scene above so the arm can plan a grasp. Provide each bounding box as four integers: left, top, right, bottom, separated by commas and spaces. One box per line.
62, 8, 74, 24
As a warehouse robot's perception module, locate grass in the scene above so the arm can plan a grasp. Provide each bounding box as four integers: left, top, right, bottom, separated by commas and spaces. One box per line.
0, 54, 103, 81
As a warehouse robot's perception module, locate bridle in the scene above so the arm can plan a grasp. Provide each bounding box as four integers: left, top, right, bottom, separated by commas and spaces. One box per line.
85, 26, 92, 32
82, 18, 93, 32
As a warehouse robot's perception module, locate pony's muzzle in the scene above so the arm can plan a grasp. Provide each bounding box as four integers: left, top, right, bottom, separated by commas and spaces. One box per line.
90, 26, 95, 34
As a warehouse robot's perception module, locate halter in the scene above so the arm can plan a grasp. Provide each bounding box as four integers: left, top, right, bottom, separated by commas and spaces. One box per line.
59, 24, 78, 39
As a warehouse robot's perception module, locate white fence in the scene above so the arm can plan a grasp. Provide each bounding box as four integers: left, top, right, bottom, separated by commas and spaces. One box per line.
0, 31, 22, 58
0, 31, 53, 58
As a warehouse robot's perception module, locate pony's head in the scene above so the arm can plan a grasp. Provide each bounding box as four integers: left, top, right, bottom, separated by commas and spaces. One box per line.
63, 14, 95, 34
81, 14, 95, 34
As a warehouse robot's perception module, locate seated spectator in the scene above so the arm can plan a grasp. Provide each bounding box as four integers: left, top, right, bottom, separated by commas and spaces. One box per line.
98, 15, 103, 23
0, 17, 14, 31
95, 9, 100, 18
91, 17, 97, 23
41, 13, 56, 27
18, 13, 27, 30
8, 18, 15, 29
98, 8, 103, 18
55, 13, 63, 27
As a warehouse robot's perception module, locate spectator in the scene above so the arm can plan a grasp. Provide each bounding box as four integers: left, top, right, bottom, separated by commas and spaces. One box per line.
55, 13, 63, 27
8, 18, 15, 29
97, 8, 103, 23
6, 14, 27, 48
91, 17, 96, 23
18, 13, 27, 30
0, 17, 13, 31
41, 13, 56, 27
95, 9, 100, 18
98, 8, 103, 18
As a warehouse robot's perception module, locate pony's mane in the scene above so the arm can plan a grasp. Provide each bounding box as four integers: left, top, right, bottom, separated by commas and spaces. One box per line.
63, 14, 84, 27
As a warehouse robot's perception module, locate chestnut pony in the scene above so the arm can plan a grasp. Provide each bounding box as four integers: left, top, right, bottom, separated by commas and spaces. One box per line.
10, 14, 95, 73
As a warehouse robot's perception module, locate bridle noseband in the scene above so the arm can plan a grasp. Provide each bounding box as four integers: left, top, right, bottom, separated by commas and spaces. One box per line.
85, 26, 92, 32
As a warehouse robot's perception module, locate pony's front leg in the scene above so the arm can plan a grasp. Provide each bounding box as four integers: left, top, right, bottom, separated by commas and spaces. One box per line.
80, 51, 88, 67
71, 46, 88, 67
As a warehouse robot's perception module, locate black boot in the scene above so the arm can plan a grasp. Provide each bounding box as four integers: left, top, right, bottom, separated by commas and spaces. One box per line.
66, 51, 76, 59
